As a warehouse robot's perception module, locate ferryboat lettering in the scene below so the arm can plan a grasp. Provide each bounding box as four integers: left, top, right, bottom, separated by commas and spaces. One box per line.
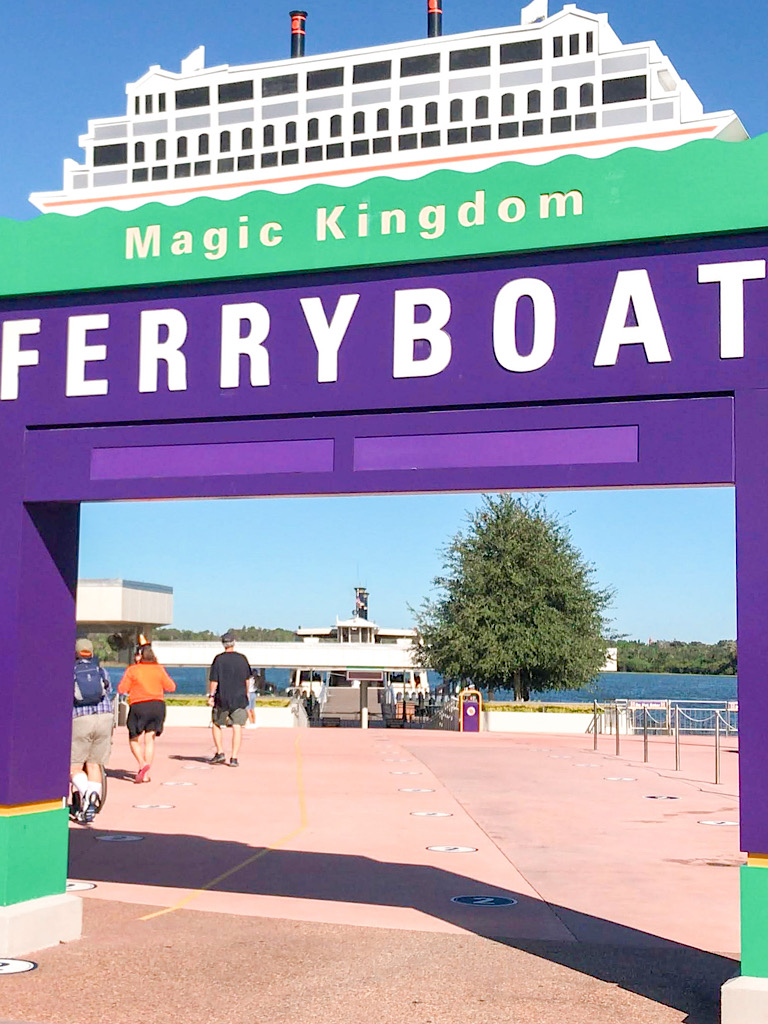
1, 257, 761, 402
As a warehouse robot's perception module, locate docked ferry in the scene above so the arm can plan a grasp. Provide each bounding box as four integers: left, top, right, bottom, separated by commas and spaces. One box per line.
29, 1, 746, 216
151, 588, 430, 698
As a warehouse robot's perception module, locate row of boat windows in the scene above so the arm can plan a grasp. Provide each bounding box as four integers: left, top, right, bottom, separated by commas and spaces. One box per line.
131, 32, 597, 113
124, 115, 600, 182
97, 81, 636, 167
129, 130, 255, 163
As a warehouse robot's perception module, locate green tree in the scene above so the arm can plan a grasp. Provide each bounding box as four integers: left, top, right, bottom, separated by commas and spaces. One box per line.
414, 495, 612, 700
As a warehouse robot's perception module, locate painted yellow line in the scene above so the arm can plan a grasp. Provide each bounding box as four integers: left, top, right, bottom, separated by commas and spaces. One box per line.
0, 799, 64, 817
140, 735, 307, 921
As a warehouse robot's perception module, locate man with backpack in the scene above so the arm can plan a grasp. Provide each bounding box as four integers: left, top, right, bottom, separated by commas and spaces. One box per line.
71, 638, 113, 823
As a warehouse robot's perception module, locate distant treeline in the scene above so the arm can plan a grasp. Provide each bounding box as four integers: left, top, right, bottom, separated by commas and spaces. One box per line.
617, 640, 736, 676
153, 626, 296, 643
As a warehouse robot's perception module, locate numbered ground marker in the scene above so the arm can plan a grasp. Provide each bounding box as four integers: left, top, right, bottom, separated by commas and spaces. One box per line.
699, 820, 739, 826
66, 881, 96, 892
427, 845, 477, 853
183, 765, 212, 771
133, 804, 175, 810
451, 895, 517, 907
605, 777, 637, 782
0, 959, 37, 974
645, 795, 680, 800
162, 781, 195, 787
411, 811, 453, 817
399, 788, 435, 793
95, 833, 144, 842
390, 771, 421, 775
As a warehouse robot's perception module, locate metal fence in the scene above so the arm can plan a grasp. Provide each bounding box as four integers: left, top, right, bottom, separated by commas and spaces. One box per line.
591, 698, 737, 783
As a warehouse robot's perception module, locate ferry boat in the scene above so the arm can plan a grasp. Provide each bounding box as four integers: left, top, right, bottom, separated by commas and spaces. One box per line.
29, 1, 746, 216
152, 587, 430, 698
289, 588, 430, 701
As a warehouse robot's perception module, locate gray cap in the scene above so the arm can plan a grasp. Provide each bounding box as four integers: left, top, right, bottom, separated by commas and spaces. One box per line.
221, 632, 235, 646
76, 638, 94, 656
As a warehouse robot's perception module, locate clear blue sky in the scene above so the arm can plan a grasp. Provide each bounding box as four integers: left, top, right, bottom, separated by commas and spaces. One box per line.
3, 0, 752, 641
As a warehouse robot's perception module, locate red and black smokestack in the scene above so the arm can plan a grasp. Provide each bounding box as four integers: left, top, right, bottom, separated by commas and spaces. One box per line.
290, 10, 308, 58
427, 0, 442, 37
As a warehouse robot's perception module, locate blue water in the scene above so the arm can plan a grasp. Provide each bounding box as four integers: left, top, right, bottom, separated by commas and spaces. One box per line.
154, 666, 738, 703
527, 671, 737, 703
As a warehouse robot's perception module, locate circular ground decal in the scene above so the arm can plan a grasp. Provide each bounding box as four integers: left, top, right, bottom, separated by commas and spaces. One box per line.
574, 764, 601, 768
604, 777, 636, 782
644, 795, 680, 800
698, 820, 739, 826
390, 771, 421, 775
411, 811, 452, 817
427, 845, 477, 853
383, 759, 411, 763
399, 788, 435, 793
451, 895, 517, 906
95, 833, 144, 842
162, 781, 195, 787
0, 959, 37, 974
66, 881, 96, 892
183, 765, 212, 771
133, 804, 174, 810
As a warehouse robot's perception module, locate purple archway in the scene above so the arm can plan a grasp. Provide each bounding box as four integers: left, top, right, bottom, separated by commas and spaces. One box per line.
1, 236, 767, 991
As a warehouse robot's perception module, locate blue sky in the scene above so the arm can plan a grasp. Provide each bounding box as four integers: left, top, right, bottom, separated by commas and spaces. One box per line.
3, 0, 753, 641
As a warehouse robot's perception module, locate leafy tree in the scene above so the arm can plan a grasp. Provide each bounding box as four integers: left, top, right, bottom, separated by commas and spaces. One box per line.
413, 495, 612, 700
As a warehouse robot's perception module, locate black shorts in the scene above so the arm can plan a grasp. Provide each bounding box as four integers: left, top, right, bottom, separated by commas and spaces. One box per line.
127, 700, 166, 739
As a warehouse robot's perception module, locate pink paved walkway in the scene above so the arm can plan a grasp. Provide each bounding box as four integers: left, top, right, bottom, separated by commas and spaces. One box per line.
1, 725, 742, 1024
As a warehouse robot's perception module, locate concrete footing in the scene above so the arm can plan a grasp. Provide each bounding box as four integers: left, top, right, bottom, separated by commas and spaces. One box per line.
722, 977, 768, 1023
0, 894, 82, 957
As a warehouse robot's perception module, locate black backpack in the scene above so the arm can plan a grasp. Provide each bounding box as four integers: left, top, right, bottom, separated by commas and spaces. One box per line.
74, 658, 106, 707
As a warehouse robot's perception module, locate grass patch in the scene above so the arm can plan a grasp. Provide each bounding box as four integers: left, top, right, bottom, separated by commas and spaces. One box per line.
486, 702, 596, 714
164, 695, 291, 707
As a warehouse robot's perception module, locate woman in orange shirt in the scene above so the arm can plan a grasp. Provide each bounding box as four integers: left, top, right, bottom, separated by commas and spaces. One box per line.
117, 644, 177, 783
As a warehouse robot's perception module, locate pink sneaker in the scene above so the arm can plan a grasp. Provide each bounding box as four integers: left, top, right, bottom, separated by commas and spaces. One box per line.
135, 765, 150, 784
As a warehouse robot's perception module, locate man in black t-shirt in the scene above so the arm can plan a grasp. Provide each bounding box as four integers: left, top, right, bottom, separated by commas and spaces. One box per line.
208, 633, 253, 767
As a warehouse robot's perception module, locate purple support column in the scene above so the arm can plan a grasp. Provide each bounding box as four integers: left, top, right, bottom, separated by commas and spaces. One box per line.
730, 390, 768, 993
0, 493, 80, 806
734, 389, 768, 855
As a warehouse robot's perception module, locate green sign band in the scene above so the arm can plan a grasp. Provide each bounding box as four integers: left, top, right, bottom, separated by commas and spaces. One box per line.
3, 134, 768, 298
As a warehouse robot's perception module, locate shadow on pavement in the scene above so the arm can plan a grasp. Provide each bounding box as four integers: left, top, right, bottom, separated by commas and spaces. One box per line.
69, 828, 736, 1024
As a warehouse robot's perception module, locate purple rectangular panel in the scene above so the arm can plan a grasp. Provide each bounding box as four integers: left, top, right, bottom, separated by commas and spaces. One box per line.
90, 439, 334, 480
353, 426, 638, 472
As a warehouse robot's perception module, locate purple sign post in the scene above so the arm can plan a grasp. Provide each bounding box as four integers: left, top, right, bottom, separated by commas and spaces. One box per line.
0, 240, 766, 1009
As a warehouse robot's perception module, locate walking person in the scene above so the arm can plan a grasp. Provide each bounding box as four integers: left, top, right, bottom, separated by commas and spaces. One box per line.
71, 638, 114, 823
208, 633, 252, 767
247, 674, 258, 726
118, 643, 176, 783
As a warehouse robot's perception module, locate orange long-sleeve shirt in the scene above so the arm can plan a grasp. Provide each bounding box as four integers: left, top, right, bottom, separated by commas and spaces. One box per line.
117, 663, 177, 704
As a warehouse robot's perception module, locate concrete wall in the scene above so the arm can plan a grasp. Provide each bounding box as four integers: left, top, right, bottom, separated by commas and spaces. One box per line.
483, 710, 595, 734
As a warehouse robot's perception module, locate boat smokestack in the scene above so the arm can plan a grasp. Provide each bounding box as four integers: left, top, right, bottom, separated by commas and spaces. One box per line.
355, 587, 369, 620
427, 0, 442, 37
290, 10, 307, 58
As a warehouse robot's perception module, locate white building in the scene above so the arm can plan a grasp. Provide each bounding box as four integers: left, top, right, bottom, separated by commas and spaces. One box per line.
76, 578, 173, 635
30, 2, 745, 215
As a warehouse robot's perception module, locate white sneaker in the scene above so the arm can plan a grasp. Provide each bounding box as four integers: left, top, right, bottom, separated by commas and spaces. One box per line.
82, 792, 101, 824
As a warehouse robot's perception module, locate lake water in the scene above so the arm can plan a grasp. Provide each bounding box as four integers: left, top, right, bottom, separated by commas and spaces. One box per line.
149, 666, 738, 703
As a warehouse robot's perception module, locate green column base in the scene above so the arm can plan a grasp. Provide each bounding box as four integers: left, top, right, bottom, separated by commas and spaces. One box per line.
0, 806, 68, 907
